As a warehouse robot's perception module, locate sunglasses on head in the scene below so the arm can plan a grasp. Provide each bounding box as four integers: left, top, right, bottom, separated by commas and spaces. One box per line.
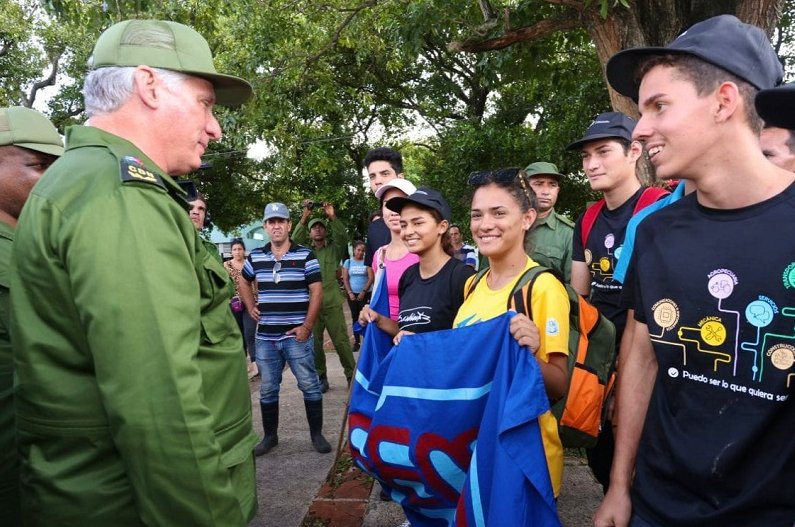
467, 167, 522, 186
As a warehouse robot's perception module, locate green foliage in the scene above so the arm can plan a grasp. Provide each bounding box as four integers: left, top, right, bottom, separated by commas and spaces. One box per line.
3, 0, 793, 237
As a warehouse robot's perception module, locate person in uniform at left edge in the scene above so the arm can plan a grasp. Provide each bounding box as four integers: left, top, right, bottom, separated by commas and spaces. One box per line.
9, 20, 257, 526
0, 106, 63, 527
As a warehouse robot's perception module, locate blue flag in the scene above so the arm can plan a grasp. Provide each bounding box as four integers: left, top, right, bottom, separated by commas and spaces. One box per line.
349, 313, 561, 527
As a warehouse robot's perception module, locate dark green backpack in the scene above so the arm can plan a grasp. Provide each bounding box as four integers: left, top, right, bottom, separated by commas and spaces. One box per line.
466, 265, 616, 448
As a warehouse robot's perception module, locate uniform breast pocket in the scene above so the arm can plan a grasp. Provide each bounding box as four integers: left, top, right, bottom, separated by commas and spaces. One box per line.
535, 246, 566, 269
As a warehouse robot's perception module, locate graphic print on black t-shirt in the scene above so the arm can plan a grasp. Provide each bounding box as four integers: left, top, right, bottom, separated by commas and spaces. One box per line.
573, 187, 645, 335
627, 188, 795, 527
397, 258, 475, 333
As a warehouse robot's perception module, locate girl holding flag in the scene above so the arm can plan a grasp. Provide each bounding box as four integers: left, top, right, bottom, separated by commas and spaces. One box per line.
454, 167, 570, 498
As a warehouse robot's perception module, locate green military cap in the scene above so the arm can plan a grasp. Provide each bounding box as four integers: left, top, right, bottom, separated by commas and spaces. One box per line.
524, 161, 564, 181
308, 218, 327, 230
88, 19, 252, 108
0, 106, 64, 156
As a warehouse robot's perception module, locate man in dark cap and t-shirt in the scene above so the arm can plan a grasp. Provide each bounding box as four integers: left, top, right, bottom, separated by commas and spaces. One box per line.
0, 106, 63, 527
567, 111, 667, 493
10, 20, 257, 526
595, 15, 793, 527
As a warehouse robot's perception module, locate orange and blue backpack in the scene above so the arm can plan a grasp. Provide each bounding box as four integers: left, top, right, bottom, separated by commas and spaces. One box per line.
466, 266, 616, 448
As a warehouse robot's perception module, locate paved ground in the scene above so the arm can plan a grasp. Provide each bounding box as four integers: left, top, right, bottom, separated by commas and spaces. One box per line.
248, 306, 604, 526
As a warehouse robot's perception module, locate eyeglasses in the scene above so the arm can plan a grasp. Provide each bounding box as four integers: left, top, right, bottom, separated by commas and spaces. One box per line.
467, 167, 534, 203
467, 167, 522, 187
272, 261, 282, 284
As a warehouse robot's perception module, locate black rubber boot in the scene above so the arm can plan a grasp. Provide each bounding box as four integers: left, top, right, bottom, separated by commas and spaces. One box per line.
318, 374, 329, 393
254, 402, 279, 456
304, 399, 332, 453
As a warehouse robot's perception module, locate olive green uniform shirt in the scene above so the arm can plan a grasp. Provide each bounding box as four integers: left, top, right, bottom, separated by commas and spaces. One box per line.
10, 126, 257, 526
525, 208, 574, 282
292, 218, 348, 307
0, 220, 20, 526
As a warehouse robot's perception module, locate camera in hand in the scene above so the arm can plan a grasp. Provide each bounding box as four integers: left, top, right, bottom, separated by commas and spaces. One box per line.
306, 201, 324, 210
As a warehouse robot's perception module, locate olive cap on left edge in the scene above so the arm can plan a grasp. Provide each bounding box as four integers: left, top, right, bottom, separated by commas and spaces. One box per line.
0, 106, 64, 156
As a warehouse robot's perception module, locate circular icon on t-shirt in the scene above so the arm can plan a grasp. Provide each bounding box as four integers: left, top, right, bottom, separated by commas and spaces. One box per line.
708, 272, 734, 300
652, 299, 679, 330
584, 249, 592, 265
700, 320, 726, 346
667, 367, 679, 378
604, 233, 615, 249
769, 344, 795, 370
745, 300, 774, 328
599, 257, 611, 273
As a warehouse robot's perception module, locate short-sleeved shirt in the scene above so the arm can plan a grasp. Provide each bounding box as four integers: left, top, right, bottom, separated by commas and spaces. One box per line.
453, 244, 478, 268
625, 187, 795, 526
242, 242, 321, 341
372, 247, 420, 320
453, 256, 569, 496
396, 258, 475, 333
526, 209, 574, 282
572, 187, 645, 340
364, 218, 391, 267
343, 258, 369, 293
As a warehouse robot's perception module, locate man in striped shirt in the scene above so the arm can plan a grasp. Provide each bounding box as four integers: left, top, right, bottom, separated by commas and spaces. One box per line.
240, 202, 331, 455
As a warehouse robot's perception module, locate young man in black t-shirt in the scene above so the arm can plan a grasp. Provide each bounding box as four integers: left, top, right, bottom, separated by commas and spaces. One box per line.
595, 16, 794, 527
568, 111, 644, 492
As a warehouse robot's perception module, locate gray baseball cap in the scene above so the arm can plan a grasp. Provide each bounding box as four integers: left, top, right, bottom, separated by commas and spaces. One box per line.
0, 106, 64, 156
88, 19, 252, 107
263, 202, 290, 221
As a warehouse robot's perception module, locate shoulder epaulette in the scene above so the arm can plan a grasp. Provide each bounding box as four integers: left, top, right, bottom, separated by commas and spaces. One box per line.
119, 155, 166, 190
556, 212, 575, 229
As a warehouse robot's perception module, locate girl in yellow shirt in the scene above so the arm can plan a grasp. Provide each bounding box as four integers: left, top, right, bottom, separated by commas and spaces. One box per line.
454, 167, 570, 497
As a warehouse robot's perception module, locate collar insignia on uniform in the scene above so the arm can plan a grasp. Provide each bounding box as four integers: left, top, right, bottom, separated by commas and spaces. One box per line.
120, 155, 165, 189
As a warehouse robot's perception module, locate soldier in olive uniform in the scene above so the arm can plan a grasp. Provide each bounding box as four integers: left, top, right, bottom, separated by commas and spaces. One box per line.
524, 161, 574, 281
293, 201, 356, 391
10, 20, 257, 526
0, 106, 63, 527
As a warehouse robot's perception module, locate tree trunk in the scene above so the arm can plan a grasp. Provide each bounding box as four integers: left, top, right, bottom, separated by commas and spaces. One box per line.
582, 0, 787, 118
579, 0, 786, 184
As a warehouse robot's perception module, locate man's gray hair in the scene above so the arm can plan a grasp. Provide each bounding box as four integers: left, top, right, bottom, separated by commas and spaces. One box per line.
83, 67, 189, 117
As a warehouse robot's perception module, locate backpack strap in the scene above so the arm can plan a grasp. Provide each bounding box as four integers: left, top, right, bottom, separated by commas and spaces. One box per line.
580, 199, 605, 248
632, 186, 670, 215
464, 267, 490, 299
508, 265, 563, 320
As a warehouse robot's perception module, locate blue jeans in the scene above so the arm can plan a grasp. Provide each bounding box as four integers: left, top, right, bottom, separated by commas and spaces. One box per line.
256, 335, 322, 404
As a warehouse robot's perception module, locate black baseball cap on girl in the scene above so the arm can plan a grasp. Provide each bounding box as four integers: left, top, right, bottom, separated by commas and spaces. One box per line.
386, 186, 452, 222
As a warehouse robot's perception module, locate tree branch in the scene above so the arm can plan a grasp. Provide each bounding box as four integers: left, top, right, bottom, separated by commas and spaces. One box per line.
26, 51, 62, 108
304, 0, 377, 68
450, 16, 582, 53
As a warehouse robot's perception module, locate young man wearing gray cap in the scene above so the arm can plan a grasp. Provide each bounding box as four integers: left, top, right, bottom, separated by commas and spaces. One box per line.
0, 106, 63, 527
10, 20, 257, 525
239, 203, 331, 455
596, 15, 793, 527
523, 161, 574, 282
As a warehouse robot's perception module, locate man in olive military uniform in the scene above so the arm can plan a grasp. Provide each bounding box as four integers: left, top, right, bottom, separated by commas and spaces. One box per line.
189, 191, 223, 262
524, 161, 574, 281
10, 20, 257, 526
293, 201, 356, 392
0, 106, 63, 527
